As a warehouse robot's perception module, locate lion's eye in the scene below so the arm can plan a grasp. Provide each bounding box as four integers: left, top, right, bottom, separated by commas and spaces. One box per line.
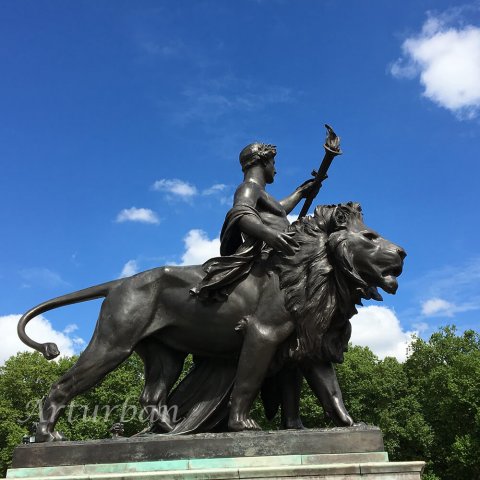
362, 231, 378, 240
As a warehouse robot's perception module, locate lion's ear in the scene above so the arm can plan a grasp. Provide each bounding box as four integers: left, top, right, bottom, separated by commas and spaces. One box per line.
346, 201, 362, 213
313, 205, 330, 229
313, 205, 323, 219
333, 206, 348, 229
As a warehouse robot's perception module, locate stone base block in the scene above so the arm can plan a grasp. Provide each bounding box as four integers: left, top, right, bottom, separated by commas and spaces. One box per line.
7, 426, 425, 480
6, 455, 425, 480
11, 426, 384, 468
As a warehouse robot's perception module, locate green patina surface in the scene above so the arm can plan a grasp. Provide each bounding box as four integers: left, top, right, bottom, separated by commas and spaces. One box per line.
7, 451, 390, 479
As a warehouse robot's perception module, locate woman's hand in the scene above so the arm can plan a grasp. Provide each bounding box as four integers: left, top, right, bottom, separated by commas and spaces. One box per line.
295, 174, 326, 199
264, 229, 299, 256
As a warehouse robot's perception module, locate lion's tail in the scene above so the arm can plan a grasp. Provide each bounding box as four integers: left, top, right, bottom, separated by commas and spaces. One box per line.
17, 279, 121, 360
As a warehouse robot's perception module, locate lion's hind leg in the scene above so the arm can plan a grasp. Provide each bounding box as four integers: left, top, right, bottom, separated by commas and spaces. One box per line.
37, 342, 134, 442
136, 340, 186, 433
36, 336, 134, 442
279, 366, 305, 430
36, 313, 140, 442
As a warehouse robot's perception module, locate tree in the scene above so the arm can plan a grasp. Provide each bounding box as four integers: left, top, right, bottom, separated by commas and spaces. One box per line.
404, 327, 480, 480
0, 352, 145, 476
0, 326, 478, 480
335, 345, 434, 463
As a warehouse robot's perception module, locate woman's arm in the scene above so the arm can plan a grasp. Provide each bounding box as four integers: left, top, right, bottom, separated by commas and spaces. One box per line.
279, 178, 318, 214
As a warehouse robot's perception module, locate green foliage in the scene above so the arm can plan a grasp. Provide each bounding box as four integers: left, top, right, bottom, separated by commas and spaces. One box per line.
404, 327, 480, 480
297, 327, 479, 480
0, 352, 145, 477
337, 347, 435, 462
0, 326, 478, 480
0, 399, 24, 478
0, 351, 71, 476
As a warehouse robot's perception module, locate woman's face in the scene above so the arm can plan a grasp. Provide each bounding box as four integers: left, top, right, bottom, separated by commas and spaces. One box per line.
264, 155, 276, 184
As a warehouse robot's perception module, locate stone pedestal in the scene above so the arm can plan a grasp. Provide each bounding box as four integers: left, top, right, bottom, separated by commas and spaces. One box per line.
7, 426, 424, 479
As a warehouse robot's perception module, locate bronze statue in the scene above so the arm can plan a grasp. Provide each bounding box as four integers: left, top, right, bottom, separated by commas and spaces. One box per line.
190, 141, 318, 301
17, 130, 406, 442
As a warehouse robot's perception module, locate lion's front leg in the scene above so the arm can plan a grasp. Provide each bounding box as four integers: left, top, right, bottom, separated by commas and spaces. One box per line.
302, 360, 354, 427
228, 315, 294, 432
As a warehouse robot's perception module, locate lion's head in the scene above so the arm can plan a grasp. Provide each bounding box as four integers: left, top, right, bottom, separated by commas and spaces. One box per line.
275, 202, 406, 363
324, 202, 406, 300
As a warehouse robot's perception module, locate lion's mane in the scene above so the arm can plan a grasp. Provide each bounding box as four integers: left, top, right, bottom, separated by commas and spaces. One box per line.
274, 202, 365, 363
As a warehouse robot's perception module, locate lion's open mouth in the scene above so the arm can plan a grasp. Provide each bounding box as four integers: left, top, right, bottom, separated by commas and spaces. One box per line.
379, 264, 403, 294
383, 265, 403, 278
381, 275, 398, 294
356, 264, 403, 302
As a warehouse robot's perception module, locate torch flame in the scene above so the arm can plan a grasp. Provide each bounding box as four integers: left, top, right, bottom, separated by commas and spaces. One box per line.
325, 124, 341, 152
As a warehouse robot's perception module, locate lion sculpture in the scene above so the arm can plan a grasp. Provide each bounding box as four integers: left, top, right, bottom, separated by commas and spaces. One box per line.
18, 202, 405, 442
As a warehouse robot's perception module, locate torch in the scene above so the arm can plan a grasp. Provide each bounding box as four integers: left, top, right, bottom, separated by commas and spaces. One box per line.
298, 124, 342, 219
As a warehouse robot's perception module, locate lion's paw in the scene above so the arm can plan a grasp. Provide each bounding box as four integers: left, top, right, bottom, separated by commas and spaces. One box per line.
228, 416, 261, 432
282, 418, 306, 430
35, 428, 67, 442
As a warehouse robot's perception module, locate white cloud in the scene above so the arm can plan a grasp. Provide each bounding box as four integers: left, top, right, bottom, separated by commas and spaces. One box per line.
180, 229, 220, 265
196, 86, 292, 115
421, 297, 455, 316
116, 207, 160, 224
120, 260, 139, 278
63, 324, 78, 335
171, 75, 295, 125
412, 321, 429, 333
202, 184, 228, 195
153, 179, 231, 204
287, 214, 298, 223
139, 41, 180, 57
409, 257, 480, 318
19, 268, 69, 289
0, 314, 85, 365
420, 296, 478, 317
220, 195, 233, 206
350, 306, 416, 362
152, 179, 198, 199
390, 12, 480, 118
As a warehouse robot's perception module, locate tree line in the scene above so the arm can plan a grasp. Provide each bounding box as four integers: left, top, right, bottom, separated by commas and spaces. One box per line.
0, 326, 478, 479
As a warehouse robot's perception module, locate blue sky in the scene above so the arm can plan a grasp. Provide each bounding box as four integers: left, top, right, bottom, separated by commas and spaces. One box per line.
1, 0, 479, 362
